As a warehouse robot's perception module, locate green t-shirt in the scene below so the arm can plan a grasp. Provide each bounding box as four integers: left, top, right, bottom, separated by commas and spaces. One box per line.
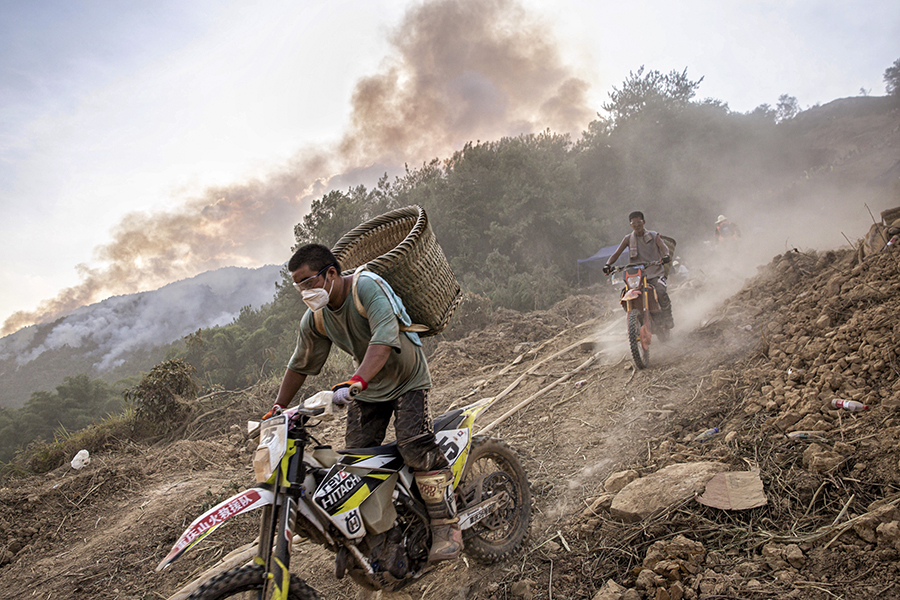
287, 276, 431, 402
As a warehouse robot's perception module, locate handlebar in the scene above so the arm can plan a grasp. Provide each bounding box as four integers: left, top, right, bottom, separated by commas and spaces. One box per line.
605, 260, 663, 274
264, 385, 359, 424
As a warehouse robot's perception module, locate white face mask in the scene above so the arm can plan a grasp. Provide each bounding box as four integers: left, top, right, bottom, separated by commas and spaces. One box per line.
301, 276, 334, 311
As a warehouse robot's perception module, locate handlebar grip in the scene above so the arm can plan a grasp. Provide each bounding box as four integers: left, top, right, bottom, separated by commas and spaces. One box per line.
349, 381, 363, 396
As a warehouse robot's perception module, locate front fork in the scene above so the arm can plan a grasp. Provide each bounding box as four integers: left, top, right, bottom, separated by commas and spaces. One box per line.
640, 289, 653, 350
256, 495, 298, 599
263, 432, 306, 598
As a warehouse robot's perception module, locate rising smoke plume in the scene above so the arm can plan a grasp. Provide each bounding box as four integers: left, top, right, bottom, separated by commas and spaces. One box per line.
2, 0, 593, 336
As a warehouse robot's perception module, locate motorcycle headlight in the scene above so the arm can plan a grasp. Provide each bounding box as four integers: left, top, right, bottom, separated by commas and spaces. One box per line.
253, 416, 287, 483
626, 275, 641, 289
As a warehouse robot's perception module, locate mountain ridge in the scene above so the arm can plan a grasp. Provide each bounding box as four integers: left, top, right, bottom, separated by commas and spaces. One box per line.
0, 264, 284, 408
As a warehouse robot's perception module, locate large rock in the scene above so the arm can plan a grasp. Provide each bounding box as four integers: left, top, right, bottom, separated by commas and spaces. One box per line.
610, 462, 730, 522
591, 579, 627, 600
605, 470, 639, 493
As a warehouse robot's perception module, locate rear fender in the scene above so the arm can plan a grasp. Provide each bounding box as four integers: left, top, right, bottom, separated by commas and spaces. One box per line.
156, 487, 274, 571
446, 397, 494, 488
457, 397, 495, 430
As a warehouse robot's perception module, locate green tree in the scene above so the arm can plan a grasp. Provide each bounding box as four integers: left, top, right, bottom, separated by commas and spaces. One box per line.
293, 185, 385, 249
885, 57, 900, 96
602, 66, 703, 126
0, 375, 123, 463
775, 94, 800, 122
749, 104, 776, 121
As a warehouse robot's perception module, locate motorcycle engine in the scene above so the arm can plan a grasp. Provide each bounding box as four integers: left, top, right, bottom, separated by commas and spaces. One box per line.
346, 509, 430, 592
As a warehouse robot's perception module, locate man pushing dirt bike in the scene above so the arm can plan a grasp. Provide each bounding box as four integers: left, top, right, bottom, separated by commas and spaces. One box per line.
265, 243, 462, 563
603, 211, 674, 330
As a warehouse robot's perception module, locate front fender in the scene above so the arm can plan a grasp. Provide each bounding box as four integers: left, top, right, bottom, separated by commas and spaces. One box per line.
623, 289, 641, 301
156, 487, 274, 571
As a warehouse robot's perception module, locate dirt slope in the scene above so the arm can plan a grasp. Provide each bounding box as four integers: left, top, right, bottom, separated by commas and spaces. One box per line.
2, 242, 900, 600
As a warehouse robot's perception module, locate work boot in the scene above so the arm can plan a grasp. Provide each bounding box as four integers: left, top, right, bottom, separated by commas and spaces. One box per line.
414, 469, 464, 562
662, 306, 674, 329
428, 518, 464, 562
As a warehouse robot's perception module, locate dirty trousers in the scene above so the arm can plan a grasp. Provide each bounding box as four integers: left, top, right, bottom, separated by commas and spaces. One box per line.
648, 276, 673, 324
345, 388, 449, 472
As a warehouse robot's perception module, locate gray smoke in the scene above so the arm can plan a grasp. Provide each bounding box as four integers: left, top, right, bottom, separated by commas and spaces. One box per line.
3, 0, 592, 336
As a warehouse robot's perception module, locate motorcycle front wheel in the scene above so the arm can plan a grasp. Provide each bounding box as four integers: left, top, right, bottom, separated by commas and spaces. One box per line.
458, 437, 531, 563
187, 565, 319, 600
627, 310, 650, 369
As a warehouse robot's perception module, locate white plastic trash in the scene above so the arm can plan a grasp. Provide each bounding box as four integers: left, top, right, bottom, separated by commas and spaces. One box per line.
71, 449, 90, 470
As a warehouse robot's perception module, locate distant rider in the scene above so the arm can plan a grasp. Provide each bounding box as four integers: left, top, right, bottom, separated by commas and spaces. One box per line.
603, 211, 674, 329
715, 215, 741, 243
264, 243, 462, 563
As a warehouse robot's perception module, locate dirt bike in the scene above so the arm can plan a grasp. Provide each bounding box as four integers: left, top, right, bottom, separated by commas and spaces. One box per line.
157, 391, 531, 599
607, 261, 670, 369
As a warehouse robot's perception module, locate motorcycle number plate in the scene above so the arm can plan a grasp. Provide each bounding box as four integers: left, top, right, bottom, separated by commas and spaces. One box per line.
436, 428, 469, 467
256, 416, 287, 479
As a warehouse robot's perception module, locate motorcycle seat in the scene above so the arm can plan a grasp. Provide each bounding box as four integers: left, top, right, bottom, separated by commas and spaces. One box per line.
433, 409, 464, 432
338, 443, 402, 458
335, 409, 466, 459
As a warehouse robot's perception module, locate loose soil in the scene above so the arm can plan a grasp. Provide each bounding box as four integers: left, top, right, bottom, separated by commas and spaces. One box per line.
2, 243, 900, 600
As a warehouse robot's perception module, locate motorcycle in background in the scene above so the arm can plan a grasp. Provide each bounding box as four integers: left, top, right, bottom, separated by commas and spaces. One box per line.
607, 260, 669, 369
157, 391, 531, 600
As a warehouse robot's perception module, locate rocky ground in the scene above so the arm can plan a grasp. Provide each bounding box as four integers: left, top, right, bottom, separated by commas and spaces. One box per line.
1, 240, 899, 600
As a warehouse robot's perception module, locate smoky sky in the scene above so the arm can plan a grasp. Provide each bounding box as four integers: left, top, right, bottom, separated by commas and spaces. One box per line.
2, 0, 592, 336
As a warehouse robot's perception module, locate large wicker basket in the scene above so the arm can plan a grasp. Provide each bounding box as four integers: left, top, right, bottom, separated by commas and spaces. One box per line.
331, 206, 462, 337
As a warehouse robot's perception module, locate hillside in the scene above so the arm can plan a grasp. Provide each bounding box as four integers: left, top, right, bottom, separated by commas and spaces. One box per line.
0, 265, 283, 408
1, 234, 899, 599
3, 94, 899, 413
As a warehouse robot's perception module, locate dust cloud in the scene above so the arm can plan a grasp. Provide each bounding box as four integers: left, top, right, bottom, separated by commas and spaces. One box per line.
592, 183, 889, 363
3, 0, 592, 336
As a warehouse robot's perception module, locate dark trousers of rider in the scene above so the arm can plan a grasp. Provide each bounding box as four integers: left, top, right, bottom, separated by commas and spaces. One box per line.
344, 388, 449, 472
648, 277, 674, 326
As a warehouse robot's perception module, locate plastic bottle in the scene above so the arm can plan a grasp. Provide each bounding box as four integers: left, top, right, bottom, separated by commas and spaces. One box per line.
693, 427, 719, 442
831, 399, 869, 412
787, 431, 815, 439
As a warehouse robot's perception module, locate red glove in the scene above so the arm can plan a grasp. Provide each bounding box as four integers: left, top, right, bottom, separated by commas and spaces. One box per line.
262, 403, 284, 420
331, 375, 367, 407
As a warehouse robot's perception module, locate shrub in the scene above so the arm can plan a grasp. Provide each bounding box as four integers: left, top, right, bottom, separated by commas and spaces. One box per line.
124, 359, 199, 436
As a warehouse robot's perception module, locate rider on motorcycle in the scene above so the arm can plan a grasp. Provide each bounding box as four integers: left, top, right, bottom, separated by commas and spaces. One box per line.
265, 243, 462, 563
603, 211, 674, 329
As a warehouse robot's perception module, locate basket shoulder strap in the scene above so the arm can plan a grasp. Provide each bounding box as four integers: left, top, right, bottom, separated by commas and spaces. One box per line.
352, 266, 367, 319
353, 266, 428, 333
313, 309, 326, 337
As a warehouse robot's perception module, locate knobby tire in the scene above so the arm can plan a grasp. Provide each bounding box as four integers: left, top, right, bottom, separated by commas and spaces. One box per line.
628, 310, 650, 369
187, 564, 319, 600
458, 437, 531, 563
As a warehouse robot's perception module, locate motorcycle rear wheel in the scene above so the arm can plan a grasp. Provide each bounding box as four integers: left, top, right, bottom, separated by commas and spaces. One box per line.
628, 311, 650, 369
458, 437, 531, 563
187, 565, 319, 600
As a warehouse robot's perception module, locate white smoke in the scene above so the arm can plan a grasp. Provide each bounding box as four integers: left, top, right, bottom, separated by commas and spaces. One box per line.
0, 265, 283, 371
